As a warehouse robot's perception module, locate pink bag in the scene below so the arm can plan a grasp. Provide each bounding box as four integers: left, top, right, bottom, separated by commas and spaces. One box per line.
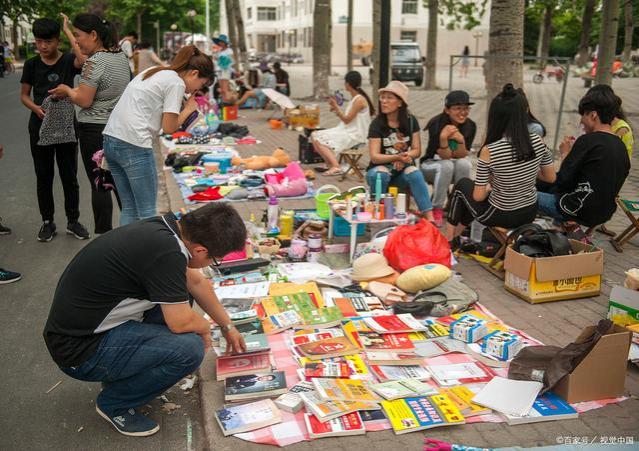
265, 162, 308, 197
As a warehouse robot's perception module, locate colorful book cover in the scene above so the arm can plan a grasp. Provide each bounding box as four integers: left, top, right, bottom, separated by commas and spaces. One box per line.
224, 371, 287, 398
341, 319, 374, 348
268, 310, 302, 331
312, 378, 381, 403
295, 336, 359, 360
440, 385, 491, 417
382, 395, 464, 434
299, 391, 380, 422
371, 381, 416, 400
221, 332, 269, 354
298, 306, 344, 328
291, 330, 343, 345
370, 364, 432, 382
334, 297, 358, 317
215, 399, 282, 436
365, 351, 424, 365
364, 314, 426, 334
234, 319, 264, 336
216, 351, 271, 380
274, 381, 315, 413
268, 282, 324, 307
304, 361, 353, 378
358, 331, 415, 353
504, 392, 578, 425
304, 412, 366, 438
427, 361, 496, 386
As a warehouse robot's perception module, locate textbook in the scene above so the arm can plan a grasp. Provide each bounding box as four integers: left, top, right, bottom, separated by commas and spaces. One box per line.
304, 412, 366, 439
364, 314, 427, 334
224, 371, 288, 402
304, 361, 353, 379
263, 310, 302, 334
358, 331, 415, 353
221, 332, 270, 354
426, 361, 496, 386
294, 336, 360, 360
365, 351, 424, 366
299, 391, 380, 423
312, 378, 382, 403
503, 392, 578, 425
439, 386, 492, 417
371, 378, 439, 400
370, 364, 432, 382
215, 399, 282, 436
382, 394, 465, 434
216, 351, 273, 381
274, 381, 315, 413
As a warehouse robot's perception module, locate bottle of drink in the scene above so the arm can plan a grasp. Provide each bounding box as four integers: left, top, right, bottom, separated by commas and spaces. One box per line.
470, 220, 486, 243
267, 196, 280, 233
375, 173, 382, 204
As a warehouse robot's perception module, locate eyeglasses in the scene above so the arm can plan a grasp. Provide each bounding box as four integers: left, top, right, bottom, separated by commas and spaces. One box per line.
449, 105, 471, 112
210, 255, 222, 267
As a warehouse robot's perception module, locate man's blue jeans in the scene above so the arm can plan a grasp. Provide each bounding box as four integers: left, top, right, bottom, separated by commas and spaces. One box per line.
103, 135, 158, 226
60, 320, 204, 416
366, 165, 433, 212
537, 192, 570, 221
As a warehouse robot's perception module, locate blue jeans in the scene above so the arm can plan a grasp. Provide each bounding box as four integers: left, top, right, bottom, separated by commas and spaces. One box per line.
103, 135, 157, 226
60, 320, 204, 415
537, 192, 570, 221
366, 165, 433, 212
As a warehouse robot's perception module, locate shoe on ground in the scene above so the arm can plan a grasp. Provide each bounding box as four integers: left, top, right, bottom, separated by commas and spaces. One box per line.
37, 221, 56, 242
96, 405, 160, 437
432, 208, 444, 227
67, 222, 90, 240
0, 268, 21, 284
0, 217, 11, 235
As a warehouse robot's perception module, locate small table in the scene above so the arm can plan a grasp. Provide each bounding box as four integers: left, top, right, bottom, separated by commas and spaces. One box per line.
327, 203, 413, 262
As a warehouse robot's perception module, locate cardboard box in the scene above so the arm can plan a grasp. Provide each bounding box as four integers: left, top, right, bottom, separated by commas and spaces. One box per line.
608, 285, 639, 327
504, 240, 603, 304
554, 324, 632, 403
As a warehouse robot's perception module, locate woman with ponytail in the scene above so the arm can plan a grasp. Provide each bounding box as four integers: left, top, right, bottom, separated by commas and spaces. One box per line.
311, 71, 374, 175
49, 13, 130, 234
103, 45, 214, 225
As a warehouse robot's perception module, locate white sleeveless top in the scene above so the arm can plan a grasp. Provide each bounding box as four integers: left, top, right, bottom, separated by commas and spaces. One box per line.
313, 94, 371, 152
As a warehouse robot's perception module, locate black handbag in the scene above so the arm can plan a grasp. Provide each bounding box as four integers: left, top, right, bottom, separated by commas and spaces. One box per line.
512, 223, 571, 258
298, 133, 323, 164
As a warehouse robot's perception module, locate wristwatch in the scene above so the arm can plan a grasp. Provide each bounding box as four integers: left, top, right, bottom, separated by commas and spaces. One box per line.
222, 323, 236, 333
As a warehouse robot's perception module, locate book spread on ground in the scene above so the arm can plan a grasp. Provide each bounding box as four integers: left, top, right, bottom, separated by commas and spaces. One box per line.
215, 399, 282, 436
304, 412, 366, 438
312, 378, 381, 403
427, 361, 496, 386
439, 385, 492, 417
365, 351, 425, 366
299, 391, 380, 423
290, 329, 344, 346
358, 331, 415, 353
472, 376, 543, 417
274, 381, 315, 413
504, 392, 578, 425
263, 310, 303, 334
216, 351, 272, 381
294, 336, 360, 360
304, 361, 353, 378
371, 378, 439, 400
382, 394, 465, 434
221, 332, 270, 354
364, 314, 427, 334
224, 371, 288, 401
370, 364, 432, 382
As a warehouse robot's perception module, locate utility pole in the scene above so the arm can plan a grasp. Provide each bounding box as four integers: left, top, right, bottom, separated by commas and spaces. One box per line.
378, 0, 391, 88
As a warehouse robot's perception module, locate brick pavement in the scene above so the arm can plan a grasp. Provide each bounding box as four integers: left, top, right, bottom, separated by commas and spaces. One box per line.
162, 75, 639, 449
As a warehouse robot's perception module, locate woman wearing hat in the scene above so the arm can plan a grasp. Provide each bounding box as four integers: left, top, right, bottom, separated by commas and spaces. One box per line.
213, 34, 234, 103
366, 80, 434, 221
420, 90, 476, 226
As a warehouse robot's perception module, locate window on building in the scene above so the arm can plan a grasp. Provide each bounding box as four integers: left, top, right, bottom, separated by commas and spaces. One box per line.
281, 31, 285, 48
293, 0, 298, 16
258, 6, 277, 21
400, 30, 417, 42
247, 7, 252, 19
401, 0, 418, 15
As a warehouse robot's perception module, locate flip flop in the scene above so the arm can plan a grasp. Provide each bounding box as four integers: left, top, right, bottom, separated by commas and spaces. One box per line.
324, 167, 342, 176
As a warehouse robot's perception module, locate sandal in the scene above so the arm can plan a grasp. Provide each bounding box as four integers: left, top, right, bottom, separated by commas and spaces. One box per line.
324, 167, 343, 176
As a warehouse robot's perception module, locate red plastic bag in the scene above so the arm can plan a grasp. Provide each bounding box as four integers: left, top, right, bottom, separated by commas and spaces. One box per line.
383, 219, 451, 271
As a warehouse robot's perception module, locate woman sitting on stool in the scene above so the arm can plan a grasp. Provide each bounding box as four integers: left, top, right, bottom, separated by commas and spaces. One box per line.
366, 80, 434, 221
311, 71, 374, 176
445, 83, 556, 245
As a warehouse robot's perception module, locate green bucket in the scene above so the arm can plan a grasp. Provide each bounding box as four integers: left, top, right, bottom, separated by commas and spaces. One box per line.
315, 184, 340, 219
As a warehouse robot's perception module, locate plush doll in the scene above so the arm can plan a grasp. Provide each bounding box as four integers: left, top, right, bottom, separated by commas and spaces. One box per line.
231, 147, 291, 170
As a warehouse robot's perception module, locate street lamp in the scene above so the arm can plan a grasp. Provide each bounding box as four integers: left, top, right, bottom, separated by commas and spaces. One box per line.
188, 9, 197, 46
170, 23, 179, 50
472, 30, 483, 67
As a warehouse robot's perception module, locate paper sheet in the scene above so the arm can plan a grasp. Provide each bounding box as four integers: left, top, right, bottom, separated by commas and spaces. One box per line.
214, 282, 271, 299
471, 376, 543, 417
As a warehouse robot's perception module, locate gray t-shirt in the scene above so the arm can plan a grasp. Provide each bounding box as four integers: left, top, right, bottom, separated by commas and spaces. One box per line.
77, 51, 131, 124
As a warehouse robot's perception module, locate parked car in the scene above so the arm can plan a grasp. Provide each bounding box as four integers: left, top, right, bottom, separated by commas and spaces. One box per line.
390, 42, 424, 86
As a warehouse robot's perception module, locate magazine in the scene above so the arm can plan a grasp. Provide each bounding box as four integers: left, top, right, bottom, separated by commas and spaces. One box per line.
363, 314, 427, 334
312, 378, 381, 403
299, 391, 381, 423
224, 371, 288, 401
304, 412, 366, 438
214, 399, 282, 436
294, 336, 359, 360
382, 394, 465, 434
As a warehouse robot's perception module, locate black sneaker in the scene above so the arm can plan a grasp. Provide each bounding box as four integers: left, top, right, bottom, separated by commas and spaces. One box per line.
96, 405, 160, 437
0, 268, 21, 284
0, 217, 10, 235
37, 221, 56, 242
67, 221, 90, 240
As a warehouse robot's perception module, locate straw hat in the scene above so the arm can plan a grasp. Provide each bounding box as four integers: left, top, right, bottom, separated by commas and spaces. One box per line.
378, 80, 409, 105
351, 252, 395, 281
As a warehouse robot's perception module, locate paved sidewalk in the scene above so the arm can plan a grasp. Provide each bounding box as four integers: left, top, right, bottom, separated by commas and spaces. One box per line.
162, 75, 639, 450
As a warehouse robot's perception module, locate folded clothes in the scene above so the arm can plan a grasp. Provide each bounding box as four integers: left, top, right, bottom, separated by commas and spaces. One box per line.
188, 186, 223, 202
225, 187, 249, 200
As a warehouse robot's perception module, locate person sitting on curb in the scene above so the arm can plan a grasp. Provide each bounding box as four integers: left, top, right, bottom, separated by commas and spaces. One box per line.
537, 86, 630, 228
420, 90, 476, 227
43, 203, 247, 437
366, 80, 434, 221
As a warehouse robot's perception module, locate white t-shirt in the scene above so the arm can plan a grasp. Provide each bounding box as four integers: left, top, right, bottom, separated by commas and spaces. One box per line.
104, 69, 185, 148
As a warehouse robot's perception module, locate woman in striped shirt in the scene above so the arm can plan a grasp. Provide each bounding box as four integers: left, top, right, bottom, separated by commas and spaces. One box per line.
445, 84, 556, 242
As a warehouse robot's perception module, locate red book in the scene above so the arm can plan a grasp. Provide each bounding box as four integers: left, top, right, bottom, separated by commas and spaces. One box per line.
334, 298, 358, 317
304, 412, 366, 438
292, 331, 340, 346
363, 314, 426, 334
304, 361, 353, 378
358, 331, 415, 353
216, 351, 272, 381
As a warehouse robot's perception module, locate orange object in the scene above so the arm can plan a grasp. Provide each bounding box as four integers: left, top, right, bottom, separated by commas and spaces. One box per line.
223, 105, 238, 121
269, 119, 283, 129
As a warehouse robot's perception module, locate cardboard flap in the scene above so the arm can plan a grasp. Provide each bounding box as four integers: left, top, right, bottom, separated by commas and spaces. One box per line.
534, 241, 603, 282
504, 246, 532, 280
571, 325, 632, 375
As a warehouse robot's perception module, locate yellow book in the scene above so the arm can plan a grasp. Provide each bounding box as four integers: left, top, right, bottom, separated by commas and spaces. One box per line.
382, 394, 465, 435
312, 378, 381, 403
439, 388, 471, 414
341, 319, 374, 348
268, 282, 324, 307
442, 385, 491, 417
261, 297, 281, 316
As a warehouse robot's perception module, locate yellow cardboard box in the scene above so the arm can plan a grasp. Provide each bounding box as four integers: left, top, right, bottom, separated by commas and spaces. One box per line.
504, 240, 603, 304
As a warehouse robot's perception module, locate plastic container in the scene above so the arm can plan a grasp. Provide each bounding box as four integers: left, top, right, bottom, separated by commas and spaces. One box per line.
315, 184, 340, 219
470, 220, 486, 243
375, 173, 382, 203
267, 196, 280, 233
334, 216, 365, 237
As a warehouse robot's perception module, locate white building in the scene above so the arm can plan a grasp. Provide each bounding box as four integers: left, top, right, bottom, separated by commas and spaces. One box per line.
220, 0, 490, 66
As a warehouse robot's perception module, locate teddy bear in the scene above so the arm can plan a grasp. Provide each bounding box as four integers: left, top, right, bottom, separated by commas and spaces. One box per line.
231, 147, 291, 170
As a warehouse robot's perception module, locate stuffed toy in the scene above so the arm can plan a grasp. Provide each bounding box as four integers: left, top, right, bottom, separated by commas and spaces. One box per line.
265, 162, 307, 197
231, 147, 291, 170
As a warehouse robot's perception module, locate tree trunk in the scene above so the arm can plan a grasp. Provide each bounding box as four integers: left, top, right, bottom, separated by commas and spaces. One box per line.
313, 0, 331, 100
136, 12, 143, 41
486, 0, 525, 101
595, 0, 620, 85
11, 16, 20, 59
372, 0, 382, 103
622, 0, 633, 61
224, 0, 241, 71
232, 0, 248, 73
537, 4, 553, 68
576, 0, 597, 67
425, 0, 438, 90
347, 0, 353, 71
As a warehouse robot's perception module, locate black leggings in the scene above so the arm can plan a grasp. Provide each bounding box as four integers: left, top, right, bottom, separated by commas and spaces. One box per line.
447, 178, 537, 228
77, 122, 120, 234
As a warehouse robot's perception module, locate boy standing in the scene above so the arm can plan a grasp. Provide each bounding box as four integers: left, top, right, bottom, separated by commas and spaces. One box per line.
20, 17, 89, 242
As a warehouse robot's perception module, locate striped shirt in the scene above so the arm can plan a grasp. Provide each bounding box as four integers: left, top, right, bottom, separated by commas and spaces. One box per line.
77, 51, 131, 124
475, 133, 553, 210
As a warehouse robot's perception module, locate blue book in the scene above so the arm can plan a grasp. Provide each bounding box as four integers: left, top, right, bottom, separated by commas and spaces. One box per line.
505, 392, 578, 425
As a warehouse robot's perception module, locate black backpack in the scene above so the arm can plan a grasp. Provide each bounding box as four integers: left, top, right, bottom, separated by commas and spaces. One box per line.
512, 224, 571, 258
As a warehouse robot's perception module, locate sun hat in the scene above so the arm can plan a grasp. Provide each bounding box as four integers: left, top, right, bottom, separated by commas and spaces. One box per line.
378, 80, 409, 105
351, 252, 395, 281
213, 34, 231, 46
445, 90, 475, 107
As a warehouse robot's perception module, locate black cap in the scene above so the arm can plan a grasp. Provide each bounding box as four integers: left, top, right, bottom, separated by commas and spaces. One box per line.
445, 90, 475, 107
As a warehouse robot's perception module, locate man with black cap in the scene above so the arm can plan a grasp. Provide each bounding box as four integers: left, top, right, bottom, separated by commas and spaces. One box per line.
420, 90, 477, 227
